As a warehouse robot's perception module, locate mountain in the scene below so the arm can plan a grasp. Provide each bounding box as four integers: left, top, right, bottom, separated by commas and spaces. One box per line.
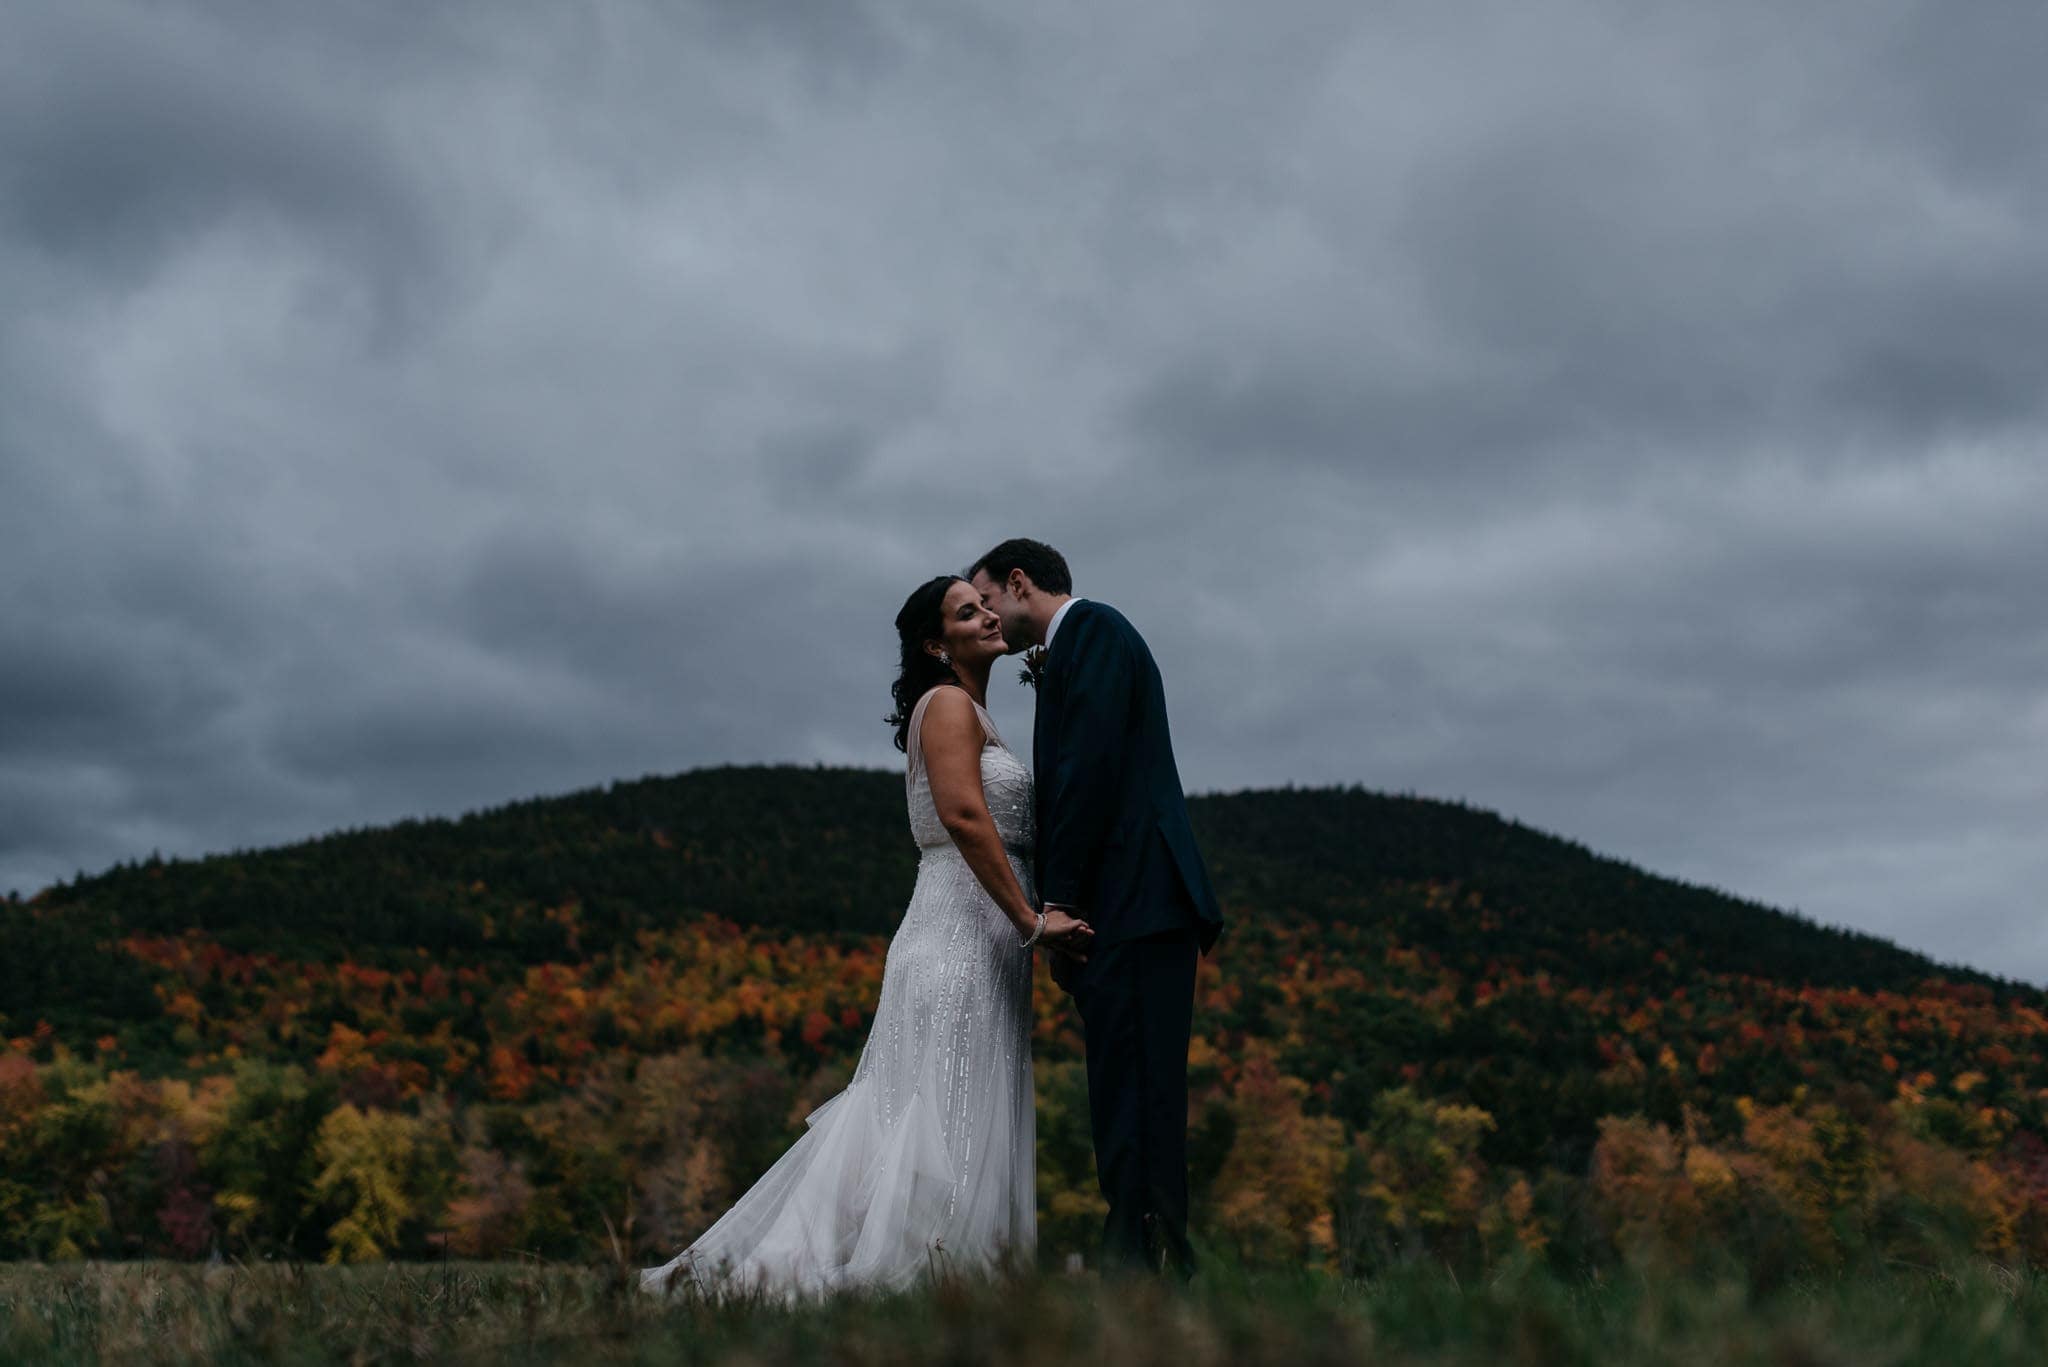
3, 766, 2042, 1268
10, 764, 2003, 979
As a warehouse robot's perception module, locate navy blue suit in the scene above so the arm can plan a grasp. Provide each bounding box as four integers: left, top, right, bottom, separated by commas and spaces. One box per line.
1031, 599, 1224, 1274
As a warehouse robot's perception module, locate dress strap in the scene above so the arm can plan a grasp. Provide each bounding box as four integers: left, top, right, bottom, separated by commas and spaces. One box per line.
971, 698, 1004, 747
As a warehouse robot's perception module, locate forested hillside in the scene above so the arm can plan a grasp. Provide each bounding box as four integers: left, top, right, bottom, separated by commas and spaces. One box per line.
3, 767, 2043, 1271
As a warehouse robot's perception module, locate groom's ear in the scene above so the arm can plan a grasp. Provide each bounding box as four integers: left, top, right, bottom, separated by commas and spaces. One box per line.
1007, 568, 1031, 599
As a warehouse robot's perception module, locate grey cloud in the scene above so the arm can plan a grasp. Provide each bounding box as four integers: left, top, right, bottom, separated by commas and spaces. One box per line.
0, 6, 453, 342
1105, 2, 2048, 485
1, 0, 2043, 985
1131, 130, 2048, 478
696, 0, 897, 83
1823, 270, 2048, 440
1874, 2, 2048, 189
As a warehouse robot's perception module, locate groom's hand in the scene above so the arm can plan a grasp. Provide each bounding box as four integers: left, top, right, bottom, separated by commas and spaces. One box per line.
1040, 903, 1093, 961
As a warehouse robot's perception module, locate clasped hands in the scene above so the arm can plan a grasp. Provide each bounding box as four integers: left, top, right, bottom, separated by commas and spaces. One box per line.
1038, 902, 1094, 961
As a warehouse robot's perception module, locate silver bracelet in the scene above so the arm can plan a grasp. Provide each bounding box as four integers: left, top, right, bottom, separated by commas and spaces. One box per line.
1021, 910, 1045, 949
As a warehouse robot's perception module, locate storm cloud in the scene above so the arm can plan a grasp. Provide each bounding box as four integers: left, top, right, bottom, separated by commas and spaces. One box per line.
3, 0, 2044, 981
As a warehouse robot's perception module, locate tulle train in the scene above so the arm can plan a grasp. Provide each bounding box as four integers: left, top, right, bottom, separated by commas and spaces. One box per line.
639, 1043, 1033, 1300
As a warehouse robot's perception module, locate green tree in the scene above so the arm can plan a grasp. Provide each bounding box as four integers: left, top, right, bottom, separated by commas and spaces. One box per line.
202, 1062, 336, 1258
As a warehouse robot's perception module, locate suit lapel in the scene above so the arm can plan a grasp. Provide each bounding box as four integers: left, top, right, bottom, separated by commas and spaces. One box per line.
1040, 601, 1086, 685
1032, 605, 1083, 762
1031, 657, 1054, 818
1031, 606, 1081, 885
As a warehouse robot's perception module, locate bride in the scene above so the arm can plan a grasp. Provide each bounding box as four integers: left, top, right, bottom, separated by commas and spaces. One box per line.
641, 574, 1094, 1298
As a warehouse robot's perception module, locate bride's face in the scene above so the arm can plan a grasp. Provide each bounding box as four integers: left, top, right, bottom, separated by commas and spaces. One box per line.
932, 580, 1007, 669
969, 568, 1030, 653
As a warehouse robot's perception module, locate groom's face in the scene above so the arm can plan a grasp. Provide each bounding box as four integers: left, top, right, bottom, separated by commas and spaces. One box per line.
970, 568, 1032, 654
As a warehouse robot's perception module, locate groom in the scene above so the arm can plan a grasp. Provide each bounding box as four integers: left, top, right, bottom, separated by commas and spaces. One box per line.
969, 538, 1225, 1278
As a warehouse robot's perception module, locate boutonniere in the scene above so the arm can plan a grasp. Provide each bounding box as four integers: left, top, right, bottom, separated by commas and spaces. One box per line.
1018, 646, 1047, 690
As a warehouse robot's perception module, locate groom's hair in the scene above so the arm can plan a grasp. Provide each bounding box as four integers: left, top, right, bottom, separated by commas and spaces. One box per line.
969, 538, 1072, 596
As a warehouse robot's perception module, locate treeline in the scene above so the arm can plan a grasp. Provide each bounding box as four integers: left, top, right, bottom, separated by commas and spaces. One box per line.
14, 769, 1995, 989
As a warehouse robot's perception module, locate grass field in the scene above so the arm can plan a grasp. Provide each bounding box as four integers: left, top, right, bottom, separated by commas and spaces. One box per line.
3, 1257, 2044, 1366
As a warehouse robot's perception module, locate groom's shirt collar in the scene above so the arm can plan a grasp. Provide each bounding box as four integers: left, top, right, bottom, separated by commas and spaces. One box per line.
1044, 597, 1085, 653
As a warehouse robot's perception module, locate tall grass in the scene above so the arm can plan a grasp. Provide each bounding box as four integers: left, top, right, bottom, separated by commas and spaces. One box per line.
3, 1255, 2045, 1366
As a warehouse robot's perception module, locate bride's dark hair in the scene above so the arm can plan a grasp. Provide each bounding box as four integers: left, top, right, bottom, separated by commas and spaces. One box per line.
887, 574, 966, 753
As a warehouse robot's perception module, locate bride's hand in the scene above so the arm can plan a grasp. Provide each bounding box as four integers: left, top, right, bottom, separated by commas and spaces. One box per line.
1039, 906, 1093, 958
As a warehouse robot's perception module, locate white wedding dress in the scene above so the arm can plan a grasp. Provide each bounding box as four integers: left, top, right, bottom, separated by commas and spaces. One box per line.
641, 688, 1038, 1298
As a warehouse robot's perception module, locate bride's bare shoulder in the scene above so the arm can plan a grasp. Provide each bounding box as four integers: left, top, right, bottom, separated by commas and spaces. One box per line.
921, 686, 990, 751
921, 684, 975, 726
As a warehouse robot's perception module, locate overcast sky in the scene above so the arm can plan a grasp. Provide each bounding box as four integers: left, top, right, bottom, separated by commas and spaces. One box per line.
3, 0, 2044, 983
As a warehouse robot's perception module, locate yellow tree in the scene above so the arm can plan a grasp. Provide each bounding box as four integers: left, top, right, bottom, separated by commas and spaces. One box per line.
312, 1105, 419, 1262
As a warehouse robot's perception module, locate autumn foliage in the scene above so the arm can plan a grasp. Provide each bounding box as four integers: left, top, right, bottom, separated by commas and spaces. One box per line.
1, 769, 2042, 1273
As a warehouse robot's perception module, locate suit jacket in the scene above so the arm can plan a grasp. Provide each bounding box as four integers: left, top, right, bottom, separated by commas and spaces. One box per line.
1031, 600, 1224, 978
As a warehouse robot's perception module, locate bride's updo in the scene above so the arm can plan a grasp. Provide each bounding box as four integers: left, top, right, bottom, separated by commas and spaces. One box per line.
887, 574, 966, 752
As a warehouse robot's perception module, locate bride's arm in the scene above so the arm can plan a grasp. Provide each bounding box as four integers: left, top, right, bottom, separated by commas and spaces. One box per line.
922, 691, 1084, 951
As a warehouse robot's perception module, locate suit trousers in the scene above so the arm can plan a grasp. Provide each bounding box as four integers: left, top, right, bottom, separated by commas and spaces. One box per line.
1072, 924, 1200, 1277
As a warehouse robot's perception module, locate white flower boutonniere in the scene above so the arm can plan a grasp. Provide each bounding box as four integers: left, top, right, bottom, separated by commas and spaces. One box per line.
1018, 646, 1047, 690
